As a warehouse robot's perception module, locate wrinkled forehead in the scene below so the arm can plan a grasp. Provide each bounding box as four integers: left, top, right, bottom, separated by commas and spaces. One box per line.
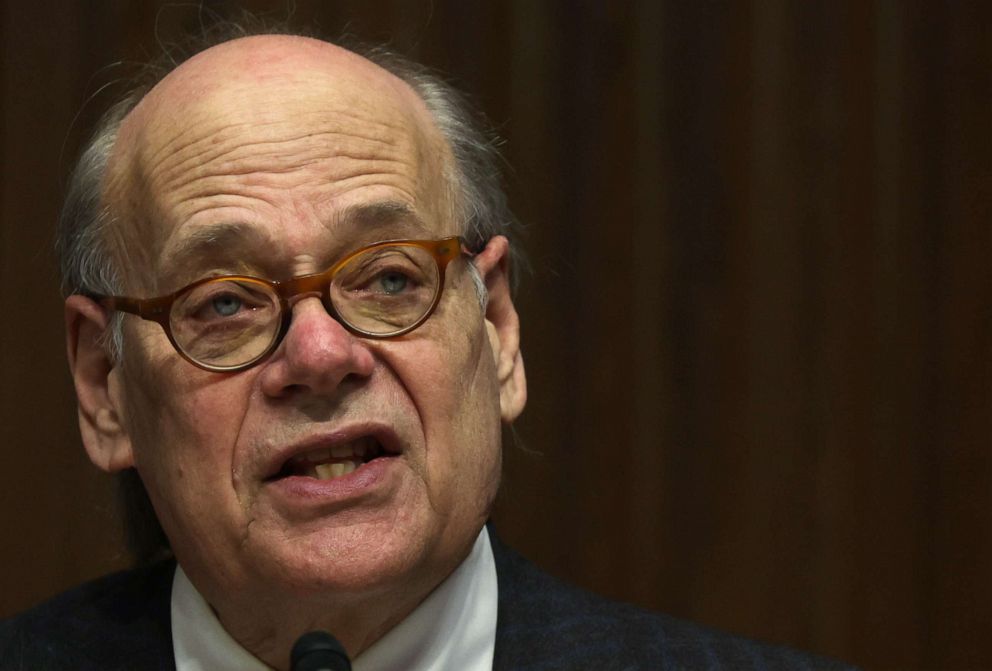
102, 36, 452, 285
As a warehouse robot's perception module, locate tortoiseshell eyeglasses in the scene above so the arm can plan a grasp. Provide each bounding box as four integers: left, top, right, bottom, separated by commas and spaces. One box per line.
88, 237, 462, 372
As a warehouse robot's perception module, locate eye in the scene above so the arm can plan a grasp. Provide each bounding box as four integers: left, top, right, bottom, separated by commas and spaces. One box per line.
211, 293, 243, 316
377, 271, 410, 295
175, 280, 276, 324
336, 250, 427, 295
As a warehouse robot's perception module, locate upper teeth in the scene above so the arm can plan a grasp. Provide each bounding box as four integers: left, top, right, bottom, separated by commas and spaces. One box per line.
287, 437, 380, 481
296, 438, 373, 464
314, 462, 357, 479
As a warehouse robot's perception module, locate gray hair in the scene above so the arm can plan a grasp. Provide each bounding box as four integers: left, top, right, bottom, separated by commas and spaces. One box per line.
56, 92, 141, 360
57, 25, 517, 564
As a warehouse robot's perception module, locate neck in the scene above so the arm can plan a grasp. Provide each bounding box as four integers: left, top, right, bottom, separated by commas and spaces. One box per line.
172, 529, 495, 671
213, 577, 436, 670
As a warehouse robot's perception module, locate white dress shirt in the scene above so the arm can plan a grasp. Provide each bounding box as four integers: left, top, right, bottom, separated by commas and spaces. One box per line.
171, 528, 498, 671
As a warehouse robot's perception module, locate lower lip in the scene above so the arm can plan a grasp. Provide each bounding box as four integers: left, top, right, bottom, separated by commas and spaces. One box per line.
265, 456, 399, 510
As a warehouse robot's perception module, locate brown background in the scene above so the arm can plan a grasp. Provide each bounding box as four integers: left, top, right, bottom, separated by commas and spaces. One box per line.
2, 2, 990, 669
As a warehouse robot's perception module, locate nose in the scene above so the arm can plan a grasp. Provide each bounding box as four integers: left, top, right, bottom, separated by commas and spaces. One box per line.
258, 296, 374, 399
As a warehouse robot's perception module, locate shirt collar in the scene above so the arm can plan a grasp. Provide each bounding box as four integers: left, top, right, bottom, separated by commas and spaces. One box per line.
171, 527, 498, 671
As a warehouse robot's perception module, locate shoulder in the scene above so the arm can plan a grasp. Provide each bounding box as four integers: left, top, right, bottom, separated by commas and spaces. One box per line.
489, 531, 857, 671
0, 561, 176, 671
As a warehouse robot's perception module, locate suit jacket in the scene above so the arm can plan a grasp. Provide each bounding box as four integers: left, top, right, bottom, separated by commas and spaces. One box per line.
0, 529, 855, 670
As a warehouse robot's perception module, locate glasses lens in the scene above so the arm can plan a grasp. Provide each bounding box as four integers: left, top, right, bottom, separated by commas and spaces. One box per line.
330, 243, 440, 335
170, 278, 281, 369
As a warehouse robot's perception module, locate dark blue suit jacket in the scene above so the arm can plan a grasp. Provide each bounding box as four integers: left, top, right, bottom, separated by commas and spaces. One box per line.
0, 530, 854, 670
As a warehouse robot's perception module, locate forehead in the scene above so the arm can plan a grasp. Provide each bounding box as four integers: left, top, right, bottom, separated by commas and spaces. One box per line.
104, 36, 454, 288
129, 36, 427, 132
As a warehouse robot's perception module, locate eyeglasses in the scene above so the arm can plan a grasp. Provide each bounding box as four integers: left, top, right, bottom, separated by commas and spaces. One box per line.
89, 237, 463, 372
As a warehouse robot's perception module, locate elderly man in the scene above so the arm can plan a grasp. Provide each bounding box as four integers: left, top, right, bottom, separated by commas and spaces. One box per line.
1, 27, 852, 671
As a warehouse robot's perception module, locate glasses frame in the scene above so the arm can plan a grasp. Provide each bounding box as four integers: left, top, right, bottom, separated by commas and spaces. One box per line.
89, 237, 464, 373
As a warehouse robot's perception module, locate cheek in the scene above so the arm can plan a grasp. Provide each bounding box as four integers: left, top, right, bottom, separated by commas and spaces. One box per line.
119, 352, 256, 540
396, 311, 503, 504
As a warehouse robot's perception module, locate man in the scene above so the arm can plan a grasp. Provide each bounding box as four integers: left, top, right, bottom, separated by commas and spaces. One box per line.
1, 26, 853, 671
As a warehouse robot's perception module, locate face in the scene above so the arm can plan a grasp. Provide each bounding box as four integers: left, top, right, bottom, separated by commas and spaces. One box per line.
78, 37, 524, 616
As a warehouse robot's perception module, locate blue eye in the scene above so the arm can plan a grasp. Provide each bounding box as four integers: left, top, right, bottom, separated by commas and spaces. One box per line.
378, 272, 409, 294
212, 294, 243, 316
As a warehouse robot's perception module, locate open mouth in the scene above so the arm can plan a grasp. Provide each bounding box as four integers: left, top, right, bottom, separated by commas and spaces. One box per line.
271, 436, 389, 482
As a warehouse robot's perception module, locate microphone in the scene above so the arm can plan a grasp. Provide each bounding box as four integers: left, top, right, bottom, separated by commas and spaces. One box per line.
290, 631, 352, 671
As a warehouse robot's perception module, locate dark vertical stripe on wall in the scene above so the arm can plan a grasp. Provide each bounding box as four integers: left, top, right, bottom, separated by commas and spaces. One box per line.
627, 0, 668, 610
930, 3, 992, 666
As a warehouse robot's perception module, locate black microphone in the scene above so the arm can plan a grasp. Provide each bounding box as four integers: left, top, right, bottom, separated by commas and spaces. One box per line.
290, 630, 352, 671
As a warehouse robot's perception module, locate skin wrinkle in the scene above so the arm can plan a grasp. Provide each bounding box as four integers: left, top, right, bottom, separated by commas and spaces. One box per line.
154, 132, 409, 190
139, 101, 415, 184
171, 164, 419, 206
181, 193, 282, 219
157, 143, 416, 206
131, 84, 414, 162
144, 117, 409, 181
232, 362, 257, 513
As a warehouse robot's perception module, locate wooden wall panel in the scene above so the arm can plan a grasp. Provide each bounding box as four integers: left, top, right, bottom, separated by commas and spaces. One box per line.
2, 2, 989, 668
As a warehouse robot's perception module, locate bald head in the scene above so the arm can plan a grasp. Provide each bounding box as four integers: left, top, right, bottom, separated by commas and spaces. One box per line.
116, 35, 436, 148
101, 36, 456, 294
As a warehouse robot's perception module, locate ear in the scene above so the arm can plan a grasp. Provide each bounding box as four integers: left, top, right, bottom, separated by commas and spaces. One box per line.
471, 236, 527, 422
65, 295, 134, 472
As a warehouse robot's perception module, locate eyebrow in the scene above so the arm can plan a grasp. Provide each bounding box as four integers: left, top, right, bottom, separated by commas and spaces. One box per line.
333, 201, 434, 239
158, 201, 435, 287
159, 222, 273, 281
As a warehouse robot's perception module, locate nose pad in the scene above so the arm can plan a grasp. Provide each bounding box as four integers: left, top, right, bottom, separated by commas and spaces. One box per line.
258, 296, 374, 398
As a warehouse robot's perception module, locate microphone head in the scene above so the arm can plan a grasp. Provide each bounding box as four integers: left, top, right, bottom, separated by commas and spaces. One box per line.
290, 631, 352, 671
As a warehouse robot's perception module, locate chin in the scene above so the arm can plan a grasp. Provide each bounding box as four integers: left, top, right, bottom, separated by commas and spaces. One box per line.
247, 520, 440, 600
